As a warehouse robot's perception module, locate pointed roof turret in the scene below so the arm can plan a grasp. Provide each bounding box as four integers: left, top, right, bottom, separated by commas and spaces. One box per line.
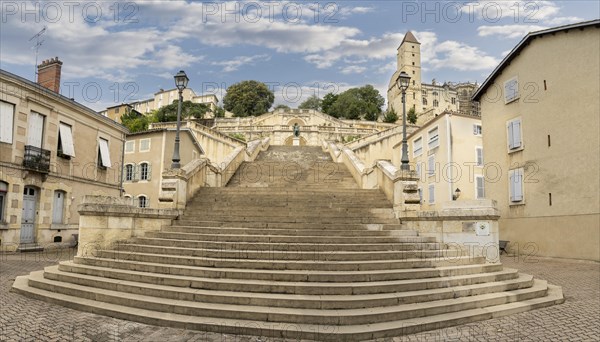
401, 31, 420, 45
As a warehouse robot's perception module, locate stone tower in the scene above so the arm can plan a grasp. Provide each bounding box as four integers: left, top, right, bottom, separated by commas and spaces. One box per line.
388, 32, 422, 115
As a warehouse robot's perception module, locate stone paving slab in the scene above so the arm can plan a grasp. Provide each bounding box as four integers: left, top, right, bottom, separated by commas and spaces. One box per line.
1, 248, 598, 341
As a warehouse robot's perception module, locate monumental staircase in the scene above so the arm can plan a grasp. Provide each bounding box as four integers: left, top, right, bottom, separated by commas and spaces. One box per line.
13, 146, 564, 340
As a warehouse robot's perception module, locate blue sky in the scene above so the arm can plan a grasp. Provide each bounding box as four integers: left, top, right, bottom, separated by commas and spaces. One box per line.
1, 1, 598, 111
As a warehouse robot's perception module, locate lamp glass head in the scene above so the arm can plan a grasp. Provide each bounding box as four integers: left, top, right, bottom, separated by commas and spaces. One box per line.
174, 70, 189, 90
396, 71, 411, 91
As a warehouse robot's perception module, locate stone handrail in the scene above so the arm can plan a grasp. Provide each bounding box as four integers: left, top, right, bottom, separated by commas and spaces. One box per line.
150, 120, 245, 148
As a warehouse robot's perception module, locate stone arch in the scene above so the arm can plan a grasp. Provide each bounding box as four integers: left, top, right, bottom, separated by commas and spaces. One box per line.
284, 135, 307, 146
287, 118, 306, 127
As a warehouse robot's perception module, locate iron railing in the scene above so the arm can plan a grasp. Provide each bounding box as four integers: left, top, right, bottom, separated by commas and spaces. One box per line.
23, 145, 51, 173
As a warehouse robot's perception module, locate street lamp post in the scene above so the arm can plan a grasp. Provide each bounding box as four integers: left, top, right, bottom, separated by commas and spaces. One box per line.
171, 70, 189, 169
396, 71, 412, 171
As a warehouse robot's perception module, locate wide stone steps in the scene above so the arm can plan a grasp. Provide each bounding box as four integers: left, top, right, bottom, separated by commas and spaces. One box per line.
45, 264, 522, 297
170, 221, 405, 230
17, 271, 551, 327
111, 243, 461, 262
144, 231, 437, 244
12, 274, 565, 341
54, 264, 534, 310
129, 237, 436, 252
12, 146, 564, 340
163, 226, 413, 237
93, 250, 483, 271
68, 258, 504, 282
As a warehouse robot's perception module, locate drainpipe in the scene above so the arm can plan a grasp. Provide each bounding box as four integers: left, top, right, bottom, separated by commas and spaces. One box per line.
446, 113, 453, 201
119, 132, 126, 197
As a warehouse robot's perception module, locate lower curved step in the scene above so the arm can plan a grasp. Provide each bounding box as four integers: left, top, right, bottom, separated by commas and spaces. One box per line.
11, 274, 565, 341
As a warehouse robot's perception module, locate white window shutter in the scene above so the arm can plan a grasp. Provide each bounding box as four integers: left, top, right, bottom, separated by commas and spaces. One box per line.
147, 164, 152, 180
473, 124, 478, 135
429, 184, 435, 203
476, 177, 485, 198
98, 138, 112, 168
27, 112, 44, 148
59, 123, 75, 156
0, 102, 14, 144
508, 122, 514, 149
514, 169, 523, 201
513, 120, 522, 148
428, 155, 435, 175
477, 148, 484, 166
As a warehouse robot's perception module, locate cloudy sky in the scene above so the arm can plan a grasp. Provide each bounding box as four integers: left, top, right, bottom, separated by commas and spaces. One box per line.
1, 1, 598, 111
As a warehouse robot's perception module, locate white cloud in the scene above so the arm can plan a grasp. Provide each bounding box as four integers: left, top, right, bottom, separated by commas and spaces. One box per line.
477, 24, 547, 39
545, 16, 585, 26
212, 55, 271, 72
462, 1, 560, 22
340, 65, 367, 75
414, 31, 499, 71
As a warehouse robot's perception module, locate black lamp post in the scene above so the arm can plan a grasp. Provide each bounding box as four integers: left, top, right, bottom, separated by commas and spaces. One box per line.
396, 71, 411, 171
171, 70, 189, 169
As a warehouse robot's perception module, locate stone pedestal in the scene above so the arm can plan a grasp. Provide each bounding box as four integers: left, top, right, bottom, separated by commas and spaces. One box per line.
292, 137, 300, 146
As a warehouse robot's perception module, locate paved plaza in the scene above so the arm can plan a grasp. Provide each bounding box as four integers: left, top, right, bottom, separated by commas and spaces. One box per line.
0, 248, 598, 342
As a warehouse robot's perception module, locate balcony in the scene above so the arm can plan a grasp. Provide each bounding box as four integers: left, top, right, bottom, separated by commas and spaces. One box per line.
23, 145, 51, 173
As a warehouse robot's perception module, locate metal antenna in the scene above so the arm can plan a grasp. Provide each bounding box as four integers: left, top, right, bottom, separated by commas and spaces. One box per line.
29, 26, 47, 80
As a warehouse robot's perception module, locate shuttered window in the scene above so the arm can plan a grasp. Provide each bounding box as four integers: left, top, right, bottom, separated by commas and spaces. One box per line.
58, 123, 75, 157
427, 155, 435, 176
507, 119, 522, 150
509, 168, 524, 202
428, 127, 439, 149
27, 112, 45, 148
476, 176, 485, 199
98, 138, 112, 168
0, 101, 14, 144
476, 147, 484, 166
504, 77, 519, 103
428, 184, 435, 204
413, 137, 423, 156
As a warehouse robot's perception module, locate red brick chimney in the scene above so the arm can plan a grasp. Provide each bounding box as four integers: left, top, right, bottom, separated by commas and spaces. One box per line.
37, 57, 63, 93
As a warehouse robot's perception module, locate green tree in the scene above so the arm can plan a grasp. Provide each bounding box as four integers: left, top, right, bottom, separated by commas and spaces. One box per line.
274, 104, 291, 111
152, 100, 210, 122
223, 80, 275, 117
327, 85, 384, 120
120, 110, 149, 133
383, 107, 399, 123
407, 107, 417, 124
213, 106, 226, 118
321, 93, 338, 116
299, 95, 322, 110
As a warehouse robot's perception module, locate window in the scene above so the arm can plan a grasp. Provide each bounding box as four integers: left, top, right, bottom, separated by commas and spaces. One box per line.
428, 127, 439, 149
473, 124, 482, 136
412, 80, 416, 86
432, 91, 438, 97
27, 111, 45, 148
427, 154, 435, 176
413, 137, 423, 157
415, 162, 421, 177
139, 138, 151, 152
509, 168, 524, 203
125, 141, 135, 153
451, 97, 456, 105
58, 123, 75, 158
98, 138, 111, 168
0, 181, 7, 222
476, 176, 485, 199
476, 147, 484, 167
125, 164, 134, 181
504, 76, 519, 103
52, 190, 66, 224
418, 188, 423, 203
507, 118, 523, 151
139, 162, 151, 181
433, 100, 439, 107
138, 195, 148, 208
412, 93, 416, 100
0, 101, 15, 144
422, 90, 427, 96
428, 184, 435, 204
115, 107, 120, 114
422, 98, 428, 106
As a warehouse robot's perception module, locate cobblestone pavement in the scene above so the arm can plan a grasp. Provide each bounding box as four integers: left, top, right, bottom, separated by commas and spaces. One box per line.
1, 248, 598, 342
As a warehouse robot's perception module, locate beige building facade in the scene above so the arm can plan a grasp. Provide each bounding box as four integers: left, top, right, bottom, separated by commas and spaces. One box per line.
131, 88, 219, 115
406, 111, 485, 211
473, 20, 600, 261
0, 62, 127, 251
387, 32, 480, 124
123, 128, 204, 209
